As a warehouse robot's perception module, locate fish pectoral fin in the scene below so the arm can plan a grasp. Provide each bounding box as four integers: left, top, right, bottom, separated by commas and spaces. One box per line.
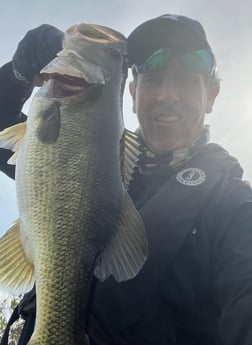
0, 219, 35, 294
0, 122, 27, 164
94, 192, 148, 282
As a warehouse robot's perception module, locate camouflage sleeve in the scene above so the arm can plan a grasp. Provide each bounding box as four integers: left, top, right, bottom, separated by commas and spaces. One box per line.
0, 286, 36, 345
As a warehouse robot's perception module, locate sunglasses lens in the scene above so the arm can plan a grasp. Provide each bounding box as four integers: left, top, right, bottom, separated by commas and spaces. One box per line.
137, 48, 171, 73
182, 49, 215, 75
136, 49, 215, 75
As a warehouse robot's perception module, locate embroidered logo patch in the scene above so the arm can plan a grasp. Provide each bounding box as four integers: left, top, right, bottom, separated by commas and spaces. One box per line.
176, 168, 206, 186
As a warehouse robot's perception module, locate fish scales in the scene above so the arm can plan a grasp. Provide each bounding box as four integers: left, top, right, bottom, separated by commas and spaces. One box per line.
0, 23, 148, 345
19, 97, 121, 344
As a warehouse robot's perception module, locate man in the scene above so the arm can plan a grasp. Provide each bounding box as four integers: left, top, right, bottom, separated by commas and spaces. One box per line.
1, 14, 252, 345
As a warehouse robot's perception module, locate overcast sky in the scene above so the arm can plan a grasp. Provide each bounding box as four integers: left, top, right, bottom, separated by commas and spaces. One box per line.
0, 0, 251, 236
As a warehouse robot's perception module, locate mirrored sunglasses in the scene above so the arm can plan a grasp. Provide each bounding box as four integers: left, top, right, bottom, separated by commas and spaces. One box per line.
134, 48, 216, 76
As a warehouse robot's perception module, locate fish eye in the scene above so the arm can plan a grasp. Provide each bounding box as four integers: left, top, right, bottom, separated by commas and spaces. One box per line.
109, 47, 121, 59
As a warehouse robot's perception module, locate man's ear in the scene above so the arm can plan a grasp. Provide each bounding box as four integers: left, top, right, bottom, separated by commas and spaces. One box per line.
129, 81, 136, 113
206, 81, 220, 113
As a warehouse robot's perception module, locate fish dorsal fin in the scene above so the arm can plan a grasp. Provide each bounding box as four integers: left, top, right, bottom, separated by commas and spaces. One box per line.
0, 122, 27, 165
0, 220, 35, 294
121, 129, 142, 190
94, 192, 148, 282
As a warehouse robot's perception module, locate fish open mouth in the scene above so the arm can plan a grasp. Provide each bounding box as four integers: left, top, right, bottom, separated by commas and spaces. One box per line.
42, 73, 95, 98
40, 50, 107, 99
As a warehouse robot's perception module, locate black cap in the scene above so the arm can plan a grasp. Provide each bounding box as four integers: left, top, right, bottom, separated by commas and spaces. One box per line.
127, 14, 213, 67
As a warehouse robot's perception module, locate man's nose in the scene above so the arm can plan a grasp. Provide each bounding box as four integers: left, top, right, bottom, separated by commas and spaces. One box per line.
156, 77, 180, 103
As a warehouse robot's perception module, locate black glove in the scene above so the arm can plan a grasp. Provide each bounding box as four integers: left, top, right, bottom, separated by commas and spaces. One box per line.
12, 24, 63, 88
18, 286, 36, 318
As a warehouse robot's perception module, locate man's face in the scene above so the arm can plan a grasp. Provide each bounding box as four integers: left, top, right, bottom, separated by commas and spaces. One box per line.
130, 57, 219, 154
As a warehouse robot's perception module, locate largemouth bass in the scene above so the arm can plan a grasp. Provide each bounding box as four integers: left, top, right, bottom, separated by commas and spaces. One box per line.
0, 23, 147, 345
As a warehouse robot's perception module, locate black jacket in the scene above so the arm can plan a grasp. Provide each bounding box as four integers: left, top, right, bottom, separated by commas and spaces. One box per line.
0, 61, 29, 178
1, 61, 252, 345
90, 144, 252, 345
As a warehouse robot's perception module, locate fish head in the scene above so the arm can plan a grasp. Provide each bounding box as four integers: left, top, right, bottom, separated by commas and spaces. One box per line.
39, 23, 128, 102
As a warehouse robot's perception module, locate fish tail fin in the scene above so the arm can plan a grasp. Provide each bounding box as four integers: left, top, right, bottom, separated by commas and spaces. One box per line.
0, 219, 35, 294
0, 122, 27, 164
94, 192, 148, 282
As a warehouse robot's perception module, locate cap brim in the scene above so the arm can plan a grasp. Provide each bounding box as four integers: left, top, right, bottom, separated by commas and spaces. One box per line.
127, 17, 211, 67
